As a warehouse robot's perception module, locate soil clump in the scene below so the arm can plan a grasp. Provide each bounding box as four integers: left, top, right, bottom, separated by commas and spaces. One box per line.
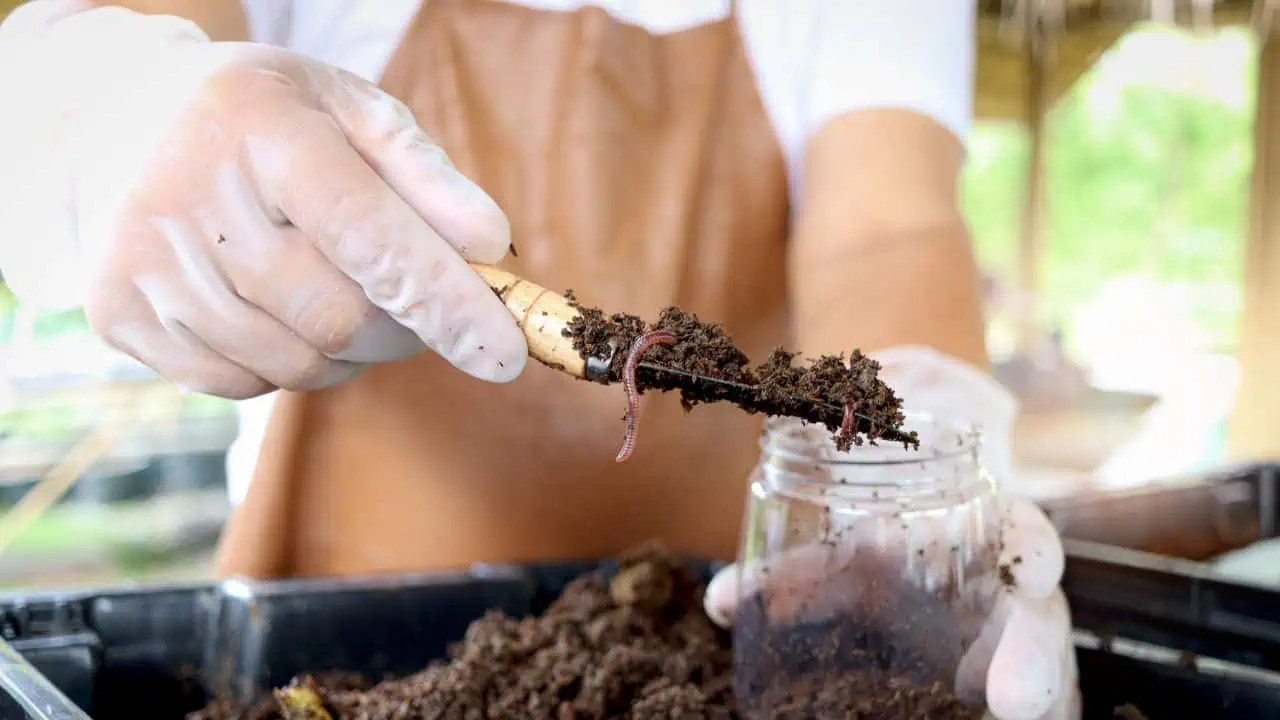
562, 299, 916, 452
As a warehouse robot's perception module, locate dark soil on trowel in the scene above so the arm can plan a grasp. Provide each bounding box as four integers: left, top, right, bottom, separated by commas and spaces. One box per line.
562, 298, 916, 451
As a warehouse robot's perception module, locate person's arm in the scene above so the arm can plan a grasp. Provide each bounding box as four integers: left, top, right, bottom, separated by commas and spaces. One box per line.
782, 0, 986, 368
792, 114, 986, 367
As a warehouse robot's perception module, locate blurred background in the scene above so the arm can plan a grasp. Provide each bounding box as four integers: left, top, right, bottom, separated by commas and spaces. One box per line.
1, 0, 1279, 588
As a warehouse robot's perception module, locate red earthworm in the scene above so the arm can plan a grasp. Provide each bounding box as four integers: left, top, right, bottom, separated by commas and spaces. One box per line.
839, 398, 856, 448
616, 330, 677, 463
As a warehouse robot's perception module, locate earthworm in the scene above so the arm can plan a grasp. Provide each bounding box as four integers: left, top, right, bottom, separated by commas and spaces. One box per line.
839, 398, 857, 448
616, 330, 677, 463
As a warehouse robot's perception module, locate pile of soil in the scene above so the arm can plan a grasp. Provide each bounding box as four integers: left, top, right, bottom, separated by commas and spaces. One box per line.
563, 300, 915, 451
190, 544, 734, 720
190, 545, 994, 720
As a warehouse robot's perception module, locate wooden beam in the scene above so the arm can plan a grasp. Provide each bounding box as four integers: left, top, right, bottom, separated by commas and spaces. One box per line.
1013, 7, 1054, 353
977, 16, 1129, 121
1229, 3, 1280, 460
976, 1, 1257, 121
978, 0, 1256, 27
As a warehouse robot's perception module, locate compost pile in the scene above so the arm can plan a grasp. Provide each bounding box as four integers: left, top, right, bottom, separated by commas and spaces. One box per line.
191, 544, 991, 720
191, 544, 735, 720
563, 300, 917, 452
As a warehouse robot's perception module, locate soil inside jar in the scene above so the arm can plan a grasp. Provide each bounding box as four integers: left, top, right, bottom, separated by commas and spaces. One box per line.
189, 545, 1023, 720
562, 299, 917, 451
731, 550, 995, 720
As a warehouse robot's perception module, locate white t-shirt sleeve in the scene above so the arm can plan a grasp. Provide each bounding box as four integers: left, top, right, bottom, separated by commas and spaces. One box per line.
739, 0, 977, 196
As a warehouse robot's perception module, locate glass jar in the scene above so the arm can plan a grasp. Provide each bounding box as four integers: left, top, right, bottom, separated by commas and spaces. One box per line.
732, 412, 1003, 719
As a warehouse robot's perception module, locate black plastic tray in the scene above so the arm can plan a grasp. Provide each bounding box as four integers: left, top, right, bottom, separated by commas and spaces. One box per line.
3, 551, 1280, 719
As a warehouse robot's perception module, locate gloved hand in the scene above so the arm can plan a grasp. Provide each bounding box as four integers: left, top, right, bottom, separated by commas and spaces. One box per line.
704, 346, 1080, 720
0, 1, 526, 398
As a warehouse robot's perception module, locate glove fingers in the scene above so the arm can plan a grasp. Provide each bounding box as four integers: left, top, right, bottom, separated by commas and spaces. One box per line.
310, 64, 513, 265
1037, 640, 1081, 720
138, 215, 362, 391
986, 589, 1070, 720
956, 591, 1014, 699
216, 188, 426, 365
244, 111, 527, 383
246, 230, 425, 365
703, 542, 848, 629
703, 562, 738, 628
999, 496, 1065, 599
91, 286, 272, 400
171, 292, 365, 392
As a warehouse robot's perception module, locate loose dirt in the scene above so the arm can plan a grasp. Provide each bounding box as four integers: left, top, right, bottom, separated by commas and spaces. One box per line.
189, 544, 734, 720
190, 545, 1002, 720
563, 300, 916, 452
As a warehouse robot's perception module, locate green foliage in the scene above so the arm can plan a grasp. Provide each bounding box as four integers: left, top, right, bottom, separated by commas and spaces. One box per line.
0, 284, 13, 340
964, 26, 1256, 352
0, 284, 89, 342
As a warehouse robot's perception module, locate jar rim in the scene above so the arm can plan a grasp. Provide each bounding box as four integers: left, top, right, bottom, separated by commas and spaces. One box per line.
760, 410, 981, 468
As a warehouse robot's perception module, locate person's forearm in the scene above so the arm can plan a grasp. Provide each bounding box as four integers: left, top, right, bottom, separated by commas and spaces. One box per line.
789, 225, 988, 369
788, 110, 989, 369
90, 0, 245, 40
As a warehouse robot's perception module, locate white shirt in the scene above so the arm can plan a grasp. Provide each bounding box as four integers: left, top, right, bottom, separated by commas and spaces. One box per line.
10, 0, 980, 504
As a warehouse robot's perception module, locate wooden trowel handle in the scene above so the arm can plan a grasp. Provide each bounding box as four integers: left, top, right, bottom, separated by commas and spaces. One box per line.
468, 263, 594, 379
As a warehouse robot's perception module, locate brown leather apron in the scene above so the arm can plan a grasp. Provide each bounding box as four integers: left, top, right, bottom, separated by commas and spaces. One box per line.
215, 0, 790, 578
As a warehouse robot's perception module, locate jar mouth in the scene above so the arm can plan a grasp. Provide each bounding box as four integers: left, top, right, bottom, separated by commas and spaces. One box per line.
760, 411, 980, 469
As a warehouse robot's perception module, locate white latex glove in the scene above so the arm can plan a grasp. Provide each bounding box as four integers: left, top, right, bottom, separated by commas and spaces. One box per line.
0, 1, 526, 398
705, 346, 1080, 720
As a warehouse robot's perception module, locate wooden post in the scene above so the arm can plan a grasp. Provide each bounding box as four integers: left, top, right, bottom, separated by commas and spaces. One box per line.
1014, 1, 1056, 355
1228, 0, 1280, 459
